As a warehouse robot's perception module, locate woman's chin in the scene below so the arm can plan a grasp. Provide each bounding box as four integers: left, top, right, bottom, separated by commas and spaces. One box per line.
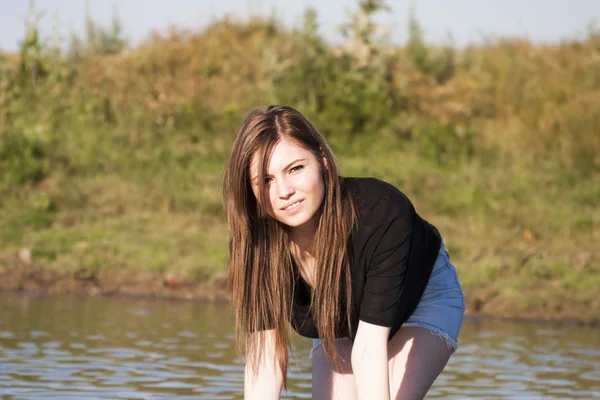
278, 213, 320, 233
280, 217, 308, 228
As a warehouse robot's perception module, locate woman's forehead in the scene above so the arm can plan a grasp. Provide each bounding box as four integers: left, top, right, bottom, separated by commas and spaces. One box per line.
251, 138, 313, 173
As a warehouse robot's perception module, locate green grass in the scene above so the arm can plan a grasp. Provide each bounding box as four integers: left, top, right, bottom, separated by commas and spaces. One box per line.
3, 132, 598, 321
0, 6, 599, 321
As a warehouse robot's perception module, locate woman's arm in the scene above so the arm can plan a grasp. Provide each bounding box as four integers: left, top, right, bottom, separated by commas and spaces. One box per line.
244, 329, 283, 400
351, 321, 391, 400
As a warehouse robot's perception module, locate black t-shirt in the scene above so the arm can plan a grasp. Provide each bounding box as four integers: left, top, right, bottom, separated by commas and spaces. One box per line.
291, 177, 442, 341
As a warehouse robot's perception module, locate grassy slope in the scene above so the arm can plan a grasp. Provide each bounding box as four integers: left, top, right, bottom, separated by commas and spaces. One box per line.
2, 132, 598, 321
0, 15, 599, 322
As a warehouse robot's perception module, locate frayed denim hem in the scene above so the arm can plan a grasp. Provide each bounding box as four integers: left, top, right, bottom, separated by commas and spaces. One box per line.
309, 320, 459, 360
402, 321, 459, 352
309, 339, 320, 359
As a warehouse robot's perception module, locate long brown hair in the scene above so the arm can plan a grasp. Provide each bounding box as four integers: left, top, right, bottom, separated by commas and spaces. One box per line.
222, 105, 356, 384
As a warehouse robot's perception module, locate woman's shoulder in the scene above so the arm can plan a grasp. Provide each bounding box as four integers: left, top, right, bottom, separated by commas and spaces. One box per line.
343, 177, 415, 220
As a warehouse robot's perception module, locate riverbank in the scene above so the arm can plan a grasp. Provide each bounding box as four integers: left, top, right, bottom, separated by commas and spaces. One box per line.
1, 12, 599, 327
2, 134, 598, 325
0, 257, 228, 302
1, 257, 599, 327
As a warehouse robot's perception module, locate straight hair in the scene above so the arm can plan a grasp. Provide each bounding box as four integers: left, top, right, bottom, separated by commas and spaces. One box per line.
222, 106, 357, 386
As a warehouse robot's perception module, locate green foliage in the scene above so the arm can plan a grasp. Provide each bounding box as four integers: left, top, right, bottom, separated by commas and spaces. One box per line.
405, 7, 455, 83
268, 2, 396, 139
67, 3, 128, 56
0, 129, 48, 188
83, 6, 127, 55
0, 2, 598, 318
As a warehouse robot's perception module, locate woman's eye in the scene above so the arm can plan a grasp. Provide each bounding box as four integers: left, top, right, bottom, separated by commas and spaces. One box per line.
290, 165, 304, 173
264, 177, 272, 184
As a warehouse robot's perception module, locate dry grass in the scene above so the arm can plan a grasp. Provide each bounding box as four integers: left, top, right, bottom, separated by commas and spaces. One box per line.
0, 10, 598, 321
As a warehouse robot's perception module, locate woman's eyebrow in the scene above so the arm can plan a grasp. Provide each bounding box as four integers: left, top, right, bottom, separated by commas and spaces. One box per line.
250, 158, 306, 183
281, 158, 306, 171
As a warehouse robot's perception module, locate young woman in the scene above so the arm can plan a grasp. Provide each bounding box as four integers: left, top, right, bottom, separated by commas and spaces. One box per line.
222, 105, 465, 399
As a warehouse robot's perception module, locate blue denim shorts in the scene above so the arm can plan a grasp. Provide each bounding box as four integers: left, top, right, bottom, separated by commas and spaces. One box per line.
310, 240, 465, 356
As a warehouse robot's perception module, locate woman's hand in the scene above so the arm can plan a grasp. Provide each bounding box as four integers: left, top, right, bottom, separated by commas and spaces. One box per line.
351, 321, 391, 400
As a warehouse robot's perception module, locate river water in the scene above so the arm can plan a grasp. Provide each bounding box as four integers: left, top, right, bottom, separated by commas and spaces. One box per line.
0, 291, 599, 399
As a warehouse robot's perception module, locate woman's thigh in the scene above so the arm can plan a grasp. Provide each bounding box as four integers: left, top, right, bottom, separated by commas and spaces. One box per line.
311, 327, 453, 400
387, 325, 453, 399
387, 241, 464, 397
312, 241, 464, 399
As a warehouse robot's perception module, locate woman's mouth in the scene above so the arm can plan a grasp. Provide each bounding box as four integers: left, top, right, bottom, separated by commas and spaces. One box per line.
282, 199, 303, 212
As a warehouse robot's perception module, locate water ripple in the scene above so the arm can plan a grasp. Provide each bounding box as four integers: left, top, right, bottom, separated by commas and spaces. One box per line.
1, 293, 599, 399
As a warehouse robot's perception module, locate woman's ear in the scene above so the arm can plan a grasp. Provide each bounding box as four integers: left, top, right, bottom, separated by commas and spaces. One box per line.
319, 147, 328, 169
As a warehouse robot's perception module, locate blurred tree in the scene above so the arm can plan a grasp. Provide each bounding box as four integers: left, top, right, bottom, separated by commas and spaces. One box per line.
84, 1, 127, 55
339, 0, 391, 68
405, 4, 455, 84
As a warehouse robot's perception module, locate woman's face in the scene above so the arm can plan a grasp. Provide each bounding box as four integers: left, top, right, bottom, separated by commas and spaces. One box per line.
250, 137, 325, 234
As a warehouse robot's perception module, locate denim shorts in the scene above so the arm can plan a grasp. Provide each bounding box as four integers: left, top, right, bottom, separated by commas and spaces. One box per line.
310, 240, 465, 356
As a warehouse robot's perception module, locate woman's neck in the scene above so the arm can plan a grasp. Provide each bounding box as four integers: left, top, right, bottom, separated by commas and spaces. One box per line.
289, 234, 317, 287
289, 231, 315, 258
288, 219, 318, 255
287, 214, 320, 286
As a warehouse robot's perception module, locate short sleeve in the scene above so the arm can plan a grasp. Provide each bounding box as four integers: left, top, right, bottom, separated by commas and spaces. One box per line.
358, 215, 412, 327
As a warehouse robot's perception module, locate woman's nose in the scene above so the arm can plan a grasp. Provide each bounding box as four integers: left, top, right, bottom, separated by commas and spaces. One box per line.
276, 178, 294, 198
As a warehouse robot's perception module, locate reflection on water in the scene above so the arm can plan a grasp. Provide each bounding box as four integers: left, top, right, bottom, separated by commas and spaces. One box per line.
0, 291, 599, 399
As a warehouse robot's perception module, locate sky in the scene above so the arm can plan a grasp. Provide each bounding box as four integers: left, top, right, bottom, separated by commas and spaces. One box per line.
1, 0, 599, 51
